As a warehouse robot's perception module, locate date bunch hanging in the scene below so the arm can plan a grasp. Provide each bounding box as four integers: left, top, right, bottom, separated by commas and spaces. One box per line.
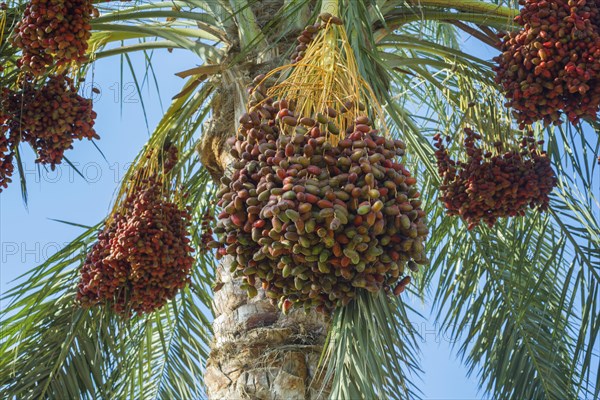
199, 210, 215, 254
0, 75, 97, 169
494, 0, 600, 127
212, 14, 428, 314
11, 0, 97, 76
0, 101, 17, 192
77, 145, 195, 317
434, 128, 556, 230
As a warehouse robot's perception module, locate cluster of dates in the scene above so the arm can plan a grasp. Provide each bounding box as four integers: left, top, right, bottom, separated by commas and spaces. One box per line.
0, 113, 17, 192
199, 210, 215, 254
494, 0, 600, 127
213, 85, 428, 314
434, 128, 557, 230
11, 0, 97, 76
0, 75, 97, 169
77, 180, 195, 317
290, 13, 343, 63
291, 22, 321, 63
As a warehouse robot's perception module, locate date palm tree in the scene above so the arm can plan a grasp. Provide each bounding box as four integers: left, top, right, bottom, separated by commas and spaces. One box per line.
1, 0, 599, 399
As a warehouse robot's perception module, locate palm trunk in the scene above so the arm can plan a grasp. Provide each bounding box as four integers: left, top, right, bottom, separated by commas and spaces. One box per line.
204, 256, 330, 399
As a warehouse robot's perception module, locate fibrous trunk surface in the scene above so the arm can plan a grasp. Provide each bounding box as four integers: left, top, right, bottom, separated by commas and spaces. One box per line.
205, 256, 330, 399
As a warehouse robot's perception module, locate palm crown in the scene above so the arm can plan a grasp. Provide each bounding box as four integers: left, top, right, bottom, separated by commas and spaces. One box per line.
0, 0, 598, 399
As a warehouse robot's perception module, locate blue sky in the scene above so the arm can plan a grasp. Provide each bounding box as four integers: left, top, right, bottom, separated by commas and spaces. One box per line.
0, 39, 519, 400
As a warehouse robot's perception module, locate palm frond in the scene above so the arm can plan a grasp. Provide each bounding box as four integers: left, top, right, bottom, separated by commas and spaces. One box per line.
323, 291, 423, 400
0, 224, 107, 399
433, 214, 582, 400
